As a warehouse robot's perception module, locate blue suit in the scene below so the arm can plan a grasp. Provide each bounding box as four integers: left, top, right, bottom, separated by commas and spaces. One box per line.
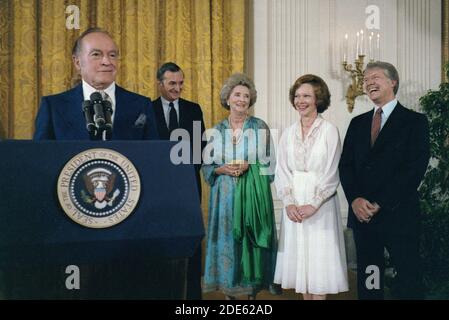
30, 83, 159, 298
34, 84, 159, 140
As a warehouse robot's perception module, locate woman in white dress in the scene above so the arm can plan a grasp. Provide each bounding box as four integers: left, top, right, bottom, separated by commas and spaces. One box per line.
274, 74, 348, 300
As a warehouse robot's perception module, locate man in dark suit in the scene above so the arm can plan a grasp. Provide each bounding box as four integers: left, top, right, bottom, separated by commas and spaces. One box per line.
34, 27, 158, 140
339, 61, 430, 299
153, 62, 206, 299
30, 27, 159, 299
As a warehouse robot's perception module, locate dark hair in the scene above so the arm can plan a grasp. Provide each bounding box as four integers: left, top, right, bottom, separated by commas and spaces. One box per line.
220, 73, 257, 110
364, 61, 400, 95
157, 62, 183, 81
71, 27, 115, 57
289, 74, 331, 113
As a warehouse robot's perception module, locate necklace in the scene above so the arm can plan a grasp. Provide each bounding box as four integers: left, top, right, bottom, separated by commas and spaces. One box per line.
228, 115, 247, 145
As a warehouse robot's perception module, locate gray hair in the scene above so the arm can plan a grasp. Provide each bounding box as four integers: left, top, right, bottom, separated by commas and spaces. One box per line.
72, 27, 116, 57
157, 62, 183, 81
220, 73, 257, 109
364, 61, 400, 95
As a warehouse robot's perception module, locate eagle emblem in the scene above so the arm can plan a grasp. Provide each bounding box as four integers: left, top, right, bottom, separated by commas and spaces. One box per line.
58, 148, 141, 228
81, 167, 120, 209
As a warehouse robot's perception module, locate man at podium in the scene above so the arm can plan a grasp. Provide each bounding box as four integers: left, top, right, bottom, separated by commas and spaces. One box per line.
33, 27, 159, 141
25, 27, 162, 299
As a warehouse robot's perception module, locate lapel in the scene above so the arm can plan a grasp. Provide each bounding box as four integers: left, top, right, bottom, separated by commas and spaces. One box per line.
113, 85, 138, 139
178, 98, 190, 130
112, 86, 124, 139
58, 85, 89, 139
356, 111, 373, 156
153, 97, 170, 139
370, 102, 405, 152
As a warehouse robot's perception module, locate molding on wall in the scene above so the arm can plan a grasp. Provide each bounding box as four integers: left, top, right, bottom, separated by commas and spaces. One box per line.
442, 0, 448, 81
250, 0, 442, 228
397, 0, 442, 110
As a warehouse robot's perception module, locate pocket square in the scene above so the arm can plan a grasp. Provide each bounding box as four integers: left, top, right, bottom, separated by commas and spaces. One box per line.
134, 113, 147, 128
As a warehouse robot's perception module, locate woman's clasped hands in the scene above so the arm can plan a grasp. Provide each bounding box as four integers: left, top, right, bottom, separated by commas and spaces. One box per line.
286, 204, 317, 223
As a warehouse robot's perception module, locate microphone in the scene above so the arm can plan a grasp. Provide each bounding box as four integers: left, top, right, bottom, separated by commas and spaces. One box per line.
103, 99, 113, 140
103, 100, 113, 130
82, 100, 96, 134
90, 92, 105, 128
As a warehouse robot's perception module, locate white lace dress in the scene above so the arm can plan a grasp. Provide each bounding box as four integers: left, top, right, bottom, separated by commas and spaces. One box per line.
273, 116, 348, 294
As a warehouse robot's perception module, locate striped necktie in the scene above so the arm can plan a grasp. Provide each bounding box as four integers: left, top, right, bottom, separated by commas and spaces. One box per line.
371, 108, 383, 146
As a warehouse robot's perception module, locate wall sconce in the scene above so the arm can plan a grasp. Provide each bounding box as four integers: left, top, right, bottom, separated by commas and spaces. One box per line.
342, 31, 380, 112
342, 55, 366, 113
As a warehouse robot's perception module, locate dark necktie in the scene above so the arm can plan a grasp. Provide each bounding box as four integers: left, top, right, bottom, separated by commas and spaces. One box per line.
371, 108, 383, 146
168, 102, 179, 133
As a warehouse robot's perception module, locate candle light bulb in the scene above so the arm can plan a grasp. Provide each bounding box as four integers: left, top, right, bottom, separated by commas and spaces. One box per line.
344, 33, 349, 62
376, 33, 380, 60
360, 30, 364, 55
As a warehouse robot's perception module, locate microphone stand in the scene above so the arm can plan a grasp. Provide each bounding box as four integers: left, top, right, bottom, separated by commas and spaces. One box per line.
88, 92, 113, 141
83, 100, 100, 140
103, 100, 113, 141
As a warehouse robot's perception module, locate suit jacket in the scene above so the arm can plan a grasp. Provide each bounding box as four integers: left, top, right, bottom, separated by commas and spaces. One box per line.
33, 84, 159, 140
339, 102, 430, 235
153, 97, 206, 197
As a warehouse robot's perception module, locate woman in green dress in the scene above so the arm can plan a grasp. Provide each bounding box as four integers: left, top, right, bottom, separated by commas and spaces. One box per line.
202, 73, 278, 299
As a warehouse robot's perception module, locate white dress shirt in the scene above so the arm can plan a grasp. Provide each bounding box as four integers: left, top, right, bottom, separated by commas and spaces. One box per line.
373, 98, 397, 130
82, 80, 116, 123
160, 96, 180, 129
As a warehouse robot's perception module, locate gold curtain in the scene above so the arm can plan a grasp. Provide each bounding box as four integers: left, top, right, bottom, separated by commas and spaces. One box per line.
0, 0, 246, 253
443, 0, 449, 81
0, 0, 246, 138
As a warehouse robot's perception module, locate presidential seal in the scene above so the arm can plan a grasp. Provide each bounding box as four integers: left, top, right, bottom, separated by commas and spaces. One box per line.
57, 148, 141, 228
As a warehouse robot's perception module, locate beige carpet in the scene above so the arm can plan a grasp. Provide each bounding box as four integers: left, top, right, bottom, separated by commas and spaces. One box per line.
203, 270, 358, 300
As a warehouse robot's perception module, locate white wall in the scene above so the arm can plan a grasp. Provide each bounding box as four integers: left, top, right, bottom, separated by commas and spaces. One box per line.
248, 0, 442, 227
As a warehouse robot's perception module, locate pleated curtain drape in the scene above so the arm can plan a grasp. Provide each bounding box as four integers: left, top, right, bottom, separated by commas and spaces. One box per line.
0, 0, 247, 235
442, 0, 449, 81
0, 0, 246, 139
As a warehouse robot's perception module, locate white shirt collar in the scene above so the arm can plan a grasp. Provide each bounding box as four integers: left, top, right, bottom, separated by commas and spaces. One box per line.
82, 80, 116, 106
161, 96, 179, 108
374, 98, 397, 119
82, 80, 116, 122
160, 97, 179, 126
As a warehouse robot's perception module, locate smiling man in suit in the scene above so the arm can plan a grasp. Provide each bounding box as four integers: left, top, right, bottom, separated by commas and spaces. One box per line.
339, 61, 430, 299
153, 62, 206, 300
30, 27, 158, 299
154, 62, 206, 198
34, 27, 159, 140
